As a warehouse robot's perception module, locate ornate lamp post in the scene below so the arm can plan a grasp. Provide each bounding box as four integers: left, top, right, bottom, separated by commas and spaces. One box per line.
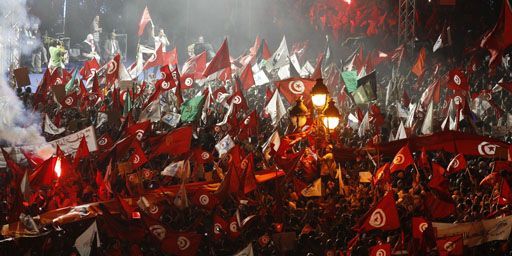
289, 98, 309, 129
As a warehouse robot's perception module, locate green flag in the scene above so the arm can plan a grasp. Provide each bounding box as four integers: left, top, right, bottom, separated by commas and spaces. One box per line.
180, 95, 205, 123
352, 71, 377, 104
341, 71, 358, 93
65, 69, 79, 93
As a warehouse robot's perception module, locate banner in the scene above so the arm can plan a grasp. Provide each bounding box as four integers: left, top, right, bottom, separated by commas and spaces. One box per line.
0, 126, 97, 168
367, 131, 510, 159
433, 215, 512, 247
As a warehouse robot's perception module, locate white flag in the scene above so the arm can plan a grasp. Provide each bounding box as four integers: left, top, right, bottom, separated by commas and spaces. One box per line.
217, 102, 234, 126
405, 103, 417, 128
252, 64, 270, 86
301, 61, 315, 76
44, 114, 65, 135
234, 243, 254, 256
75, 221, 100, 256
139, 100, 161, 122
96, 112, 108, 128
277, 64, 291, 80
161, 160, 184, 176
357, 111, 370, 137
348, 113, 359, 130
264, 90, 286, 127
289, 54, 303, 77
269, 36, 289, 71
433, 33, 443, 53
396, 121, 407, 140
421, 101, 434, 135
301, 178, 322, 197
215, 135, 235, 157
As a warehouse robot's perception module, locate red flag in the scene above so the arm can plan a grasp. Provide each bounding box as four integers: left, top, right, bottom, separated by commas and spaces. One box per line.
373, 163, 390, 185
164, 47, 178, 66
152, 126, 194, 157
429, 162, 450, 197
358, 192, 400, 232
418, 147, 429, 169
203, 38, 231, 78
446, 154, 467, 174
80, 58, 100, 79
192, 148, 214, 164
238, 110, 258, 140
239, 64, 255, 91
310, 53, 324, 80
499, 180, 512, 205
29, 156, 58, 188
436, 235, 463, 256
73, 137, 90, 167
480, 0, 512, 67
191, 189, 218, 210
144, 45, 166, 70
125, 120, 151, 141
447, 69, 469, 91
389, 145, 414, 173
161, 232, 201, 256
242, 153, 257, 194
411, 47, 426, 77
97, 133, 114, 151
1, 148, 24, 179
137, 6, 153, 37
227, 90, 248, 113
129, 141, 148, 170
369, 243, 391, 256
212, 215, 228, 240
181, 51, 207, 88
60, 92, 79, 109
412, 216, 429, 239
424, 191, 455, 219
420, 79, 441, 108
105, 54, 120, 86
275, 78, 316, 104
171, 65, 183, 107
227, 215, 240, 240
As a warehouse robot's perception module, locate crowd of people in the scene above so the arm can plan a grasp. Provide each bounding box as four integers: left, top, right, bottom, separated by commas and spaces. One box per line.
0, 0, 512, 255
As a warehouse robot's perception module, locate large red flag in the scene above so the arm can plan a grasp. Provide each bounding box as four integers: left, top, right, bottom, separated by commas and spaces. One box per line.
411, 47, 426, 77
446, 154, 467, 174
105, 54, 120, 86
424, 191, 455, 219
242, 153, 257, 194
191, 189, 218, 210
29, 156, 58, 188
480, 0, 512, 67
389, 145, 414, 173
275, 78, 316, 104
203, 38, 231, 78
181, 51, 207, 88
212, 215, 228, 240
239, 64, 255, 91
80, 58, 100, 79
73, 136, 90, 167
152, 126, 194, 157
373, 162, 390, 185
436, 235, 463, 256
126, 120, 151, 141
358, 192, 400, 232
369, 243, 391, 256
227, 215, 240, 240
137, 6, 153, 37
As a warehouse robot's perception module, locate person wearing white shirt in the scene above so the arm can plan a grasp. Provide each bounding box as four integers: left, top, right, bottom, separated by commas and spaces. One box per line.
152, 26, 170, 52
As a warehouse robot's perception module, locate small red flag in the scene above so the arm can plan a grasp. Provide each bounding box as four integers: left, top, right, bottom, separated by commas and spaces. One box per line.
480, 0, 512, 67
275, 78, 316, 104
436, 235, 463, 256
191, 189, 218, 210
389, 145, 414, 173
446, 154, 467, 174
369, 243, 391, 256
227, 215, 240, 240
412, 216, 429, 239
73, 137, 90, 167
105, 54, 120, 86
447, 69, 469, 91
151, 126, 194, 157
411, 47, 426, 77
240, 64, 255, 91
137, 6, 152, 37
358, 192, 400, 232
161, 232, 201, 256
213, 215, 228, 240
129, 141, 148, 170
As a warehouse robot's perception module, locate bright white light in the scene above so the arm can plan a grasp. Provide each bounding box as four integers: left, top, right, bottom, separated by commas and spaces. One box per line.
323, 116, 340, 130
54, 157, 62, 178
344, 0, 351, 4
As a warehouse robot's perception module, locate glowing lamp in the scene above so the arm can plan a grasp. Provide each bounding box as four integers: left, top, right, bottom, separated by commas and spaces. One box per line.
54, 157, 62, 178
289, 98, 309, 128
322, 99, 341, 130
310, 78, 329, 109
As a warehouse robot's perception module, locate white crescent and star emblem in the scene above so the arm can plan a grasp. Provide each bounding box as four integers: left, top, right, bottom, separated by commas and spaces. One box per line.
229, 222, 238, 233
393, 154, 405, 165
199, 194, 210, 205
453, 96, 463, 105
375, 249, 387, 256
201, 152, 210, 160
478, 141, 498, 156
452, 159, 460, 168
98, 137, 108, 146
185, 77, 194, 86
369, 209, 386, 228
55, 78, 63, 85
161, 81, 171, 90
453, 75, 461, 85
132, 155, 140, 164
444, 241, 455, 252
419, 222, 428, 233
64, 96, 74, 106
288, 80, 305, 95
107, 61, 118, 75
232, 96, 242, 105
177, 236, 191, 251
136, 130, 144, 140
149, 205, 159, 214
214, 223, 222, 234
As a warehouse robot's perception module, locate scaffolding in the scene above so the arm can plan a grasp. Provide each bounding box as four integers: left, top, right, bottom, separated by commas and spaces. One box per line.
398, 0, 416, 45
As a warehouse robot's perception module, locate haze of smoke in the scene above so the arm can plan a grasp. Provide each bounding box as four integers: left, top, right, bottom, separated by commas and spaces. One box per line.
0, 0, 48, 153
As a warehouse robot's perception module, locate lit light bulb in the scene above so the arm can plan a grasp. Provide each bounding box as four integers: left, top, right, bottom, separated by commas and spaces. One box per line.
54, 157, 62, 178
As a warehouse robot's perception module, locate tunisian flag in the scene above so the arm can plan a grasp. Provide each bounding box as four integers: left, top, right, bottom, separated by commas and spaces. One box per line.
275, 78, 316, 104
412, 216, 429, 239
137, 6, 153, 36
151, 126, 194, 157
389, 145, 414, 173
480, 0, 512, 67
203, 38, 231, 78
357, 192, 400, 232
369, 243, 391, 256
181, 51, 207, 88
446, 154, 467, 173
447, 69, 469, 91
436, 235, 463, 256
161, 232, 202, 256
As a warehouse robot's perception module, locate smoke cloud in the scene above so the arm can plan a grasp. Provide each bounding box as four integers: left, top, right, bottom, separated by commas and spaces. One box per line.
0, 0, 47, 149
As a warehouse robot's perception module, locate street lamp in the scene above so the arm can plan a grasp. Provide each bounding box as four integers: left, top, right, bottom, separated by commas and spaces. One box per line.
310, 78, 329, 109
322, 99, 341, 130
289, 98, 309, 129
